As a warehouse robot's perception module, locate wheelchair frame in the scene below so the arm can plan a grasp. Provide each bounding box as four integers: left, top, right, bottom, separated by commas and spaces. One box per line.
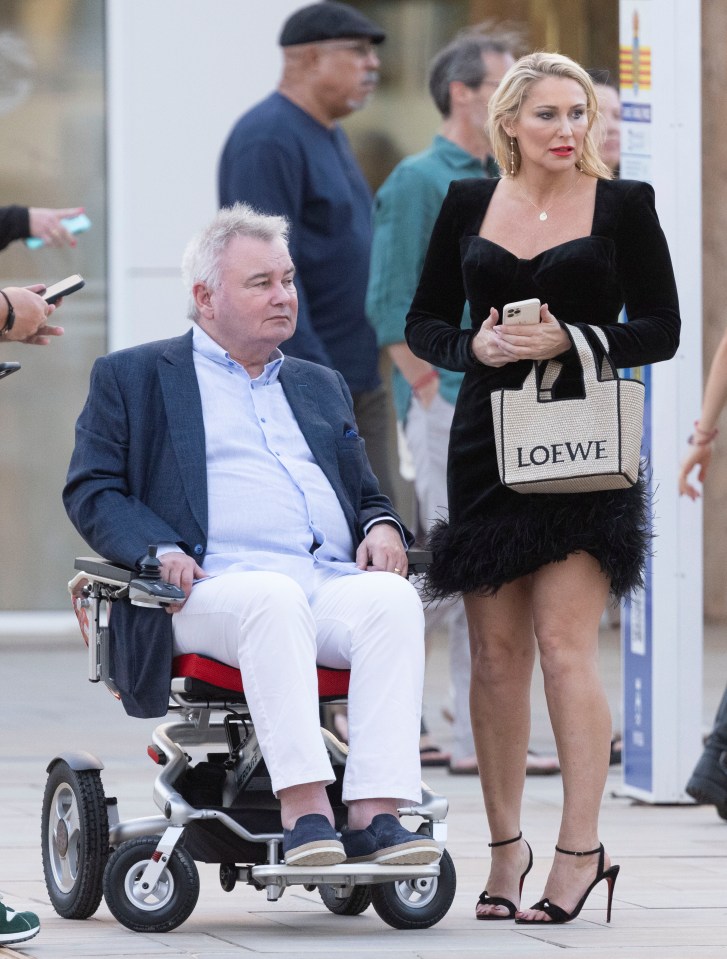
42, 549, 456, 932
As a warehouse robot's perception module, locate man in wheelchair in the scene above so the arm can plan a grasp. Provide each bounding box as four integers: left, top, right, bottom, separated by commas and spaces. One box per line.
63, 203, 439, 870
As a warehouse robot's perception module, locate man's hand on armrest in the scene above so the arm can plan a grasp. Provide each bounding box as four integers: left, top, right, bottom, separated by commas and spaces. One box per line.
355, 522, 408, 576
159, 553, 208, 612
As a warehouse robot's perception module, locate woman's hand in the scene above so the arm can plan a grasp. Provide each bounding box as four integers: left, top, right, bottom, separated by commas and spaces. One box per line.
471, 309, 514, 367
490, 303, 571, 361
678, 441, 713, 500
28, 206, 84, 247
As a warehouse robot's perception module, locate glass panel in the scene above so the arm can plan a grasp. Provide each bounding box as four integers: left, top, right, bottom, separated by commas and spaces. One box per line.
0, 0, 106, 610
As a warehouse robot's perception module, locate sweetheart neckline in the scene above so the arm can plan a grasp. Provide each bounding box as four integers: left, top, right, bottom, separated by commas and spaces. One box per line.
468, 233, 608, 263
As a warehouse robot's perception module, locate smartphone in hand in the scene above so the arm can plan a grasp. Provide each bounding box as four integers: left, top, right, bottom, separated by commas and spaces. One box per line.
42, 274, 85, 305
502, 298, 541, 325
25, 213, 91, 250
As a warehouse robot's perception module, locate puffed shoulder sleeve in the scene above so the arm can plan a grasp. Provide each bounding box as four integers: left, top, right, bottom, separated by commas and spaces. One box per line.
600, 180, 681, 368
405, 181, 480, 372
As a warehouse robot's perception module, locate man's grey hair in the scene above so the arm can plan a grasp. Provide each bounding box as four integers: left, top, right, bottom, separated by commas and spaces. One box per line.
181, 203, 290, 322
428, 22, 520, 118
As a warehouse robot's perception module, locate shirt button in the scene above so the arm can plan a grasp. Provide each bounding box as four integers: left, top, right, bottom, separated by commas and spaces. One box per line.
193, 544, 204, 555
260, 417, 266, 423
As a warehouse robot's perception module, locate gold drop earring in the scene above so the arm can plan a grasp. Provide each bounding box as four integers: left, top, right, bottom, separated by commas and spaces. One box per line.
510, 137, 516, 176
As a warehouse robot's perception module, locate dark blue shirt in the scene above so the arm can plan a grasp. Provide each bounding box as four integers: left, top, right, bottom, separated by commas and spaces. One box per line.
218, 92, 380, 394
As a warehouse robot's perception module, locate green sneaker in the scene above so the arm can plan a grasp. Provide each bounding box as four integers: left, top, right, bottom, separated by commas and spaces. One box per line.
0, 900, 40, 945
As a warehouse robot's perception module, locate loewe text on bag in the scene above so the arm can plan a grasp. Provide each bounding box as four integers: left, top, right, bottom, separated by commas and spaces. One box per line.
490, 324, 644, 494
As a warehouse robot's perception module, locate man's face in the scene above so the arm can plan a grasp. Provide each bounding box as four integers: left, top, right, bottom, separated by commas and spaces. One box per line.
594, 83, 621, 173
466, 50, 515, 131
312, 37, 380, 117
201, 235, 298, 364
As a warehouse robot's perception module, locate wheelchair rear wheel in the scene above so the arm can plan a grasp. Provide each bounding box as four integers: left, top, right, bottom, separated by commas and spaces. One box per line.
319, 883, 372, 915
370, 849, 456, 929
41, 761, 109, 919
103, 836, 199, 932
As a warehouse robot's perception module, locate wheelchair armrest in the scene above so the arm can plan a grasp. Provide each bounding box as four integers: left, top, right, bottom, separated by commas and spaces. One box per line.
72, 555, 185, 606
407, 548, 432, 575
74, 556, 133, 583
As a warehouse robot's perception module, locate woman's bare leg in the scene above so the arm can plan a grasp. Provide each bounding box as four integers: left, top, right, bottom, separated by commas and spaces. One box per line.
465, 579, 536, 917
517, 551, 613, 921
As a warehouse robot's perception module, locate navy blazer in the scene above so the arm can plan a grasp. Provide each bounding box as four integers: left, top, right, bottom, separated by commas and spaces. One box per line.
64, 330, 411, 717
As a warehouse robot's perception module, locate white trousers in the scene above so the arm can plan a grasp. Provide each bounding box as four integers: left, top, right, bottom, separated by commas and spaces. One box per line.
172, 569, 425, 803
405, 392, 475, 762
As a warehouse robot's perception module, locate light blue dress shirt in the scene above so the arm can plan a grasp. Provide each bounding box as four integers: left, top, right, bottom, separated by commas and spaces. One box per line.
175, 326, 362, 597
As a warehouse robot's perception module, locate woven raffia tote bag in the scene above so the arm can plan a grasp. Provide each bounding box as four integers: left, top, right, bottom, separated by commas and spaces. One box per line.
490, 325, 644, 494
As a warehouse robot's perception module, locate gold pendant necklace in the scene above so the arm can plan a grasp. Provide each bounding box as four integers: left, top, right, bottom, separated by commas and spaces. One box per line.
515, 170, 581, 221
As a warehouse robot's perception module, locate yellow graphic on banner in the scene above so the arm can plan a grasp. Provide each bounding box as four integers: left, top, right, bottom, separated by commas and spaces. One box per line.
620, 10, 651, 93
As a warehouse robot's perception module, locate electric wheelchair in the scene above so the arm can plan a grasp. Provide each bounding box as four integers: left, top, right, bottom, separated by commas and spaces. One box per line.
41, 547, 456, 932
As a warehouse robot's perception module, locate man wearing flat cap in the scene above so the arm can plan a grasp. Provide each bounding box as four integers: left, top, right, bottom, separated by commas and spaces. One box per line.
218, 1, 395, 500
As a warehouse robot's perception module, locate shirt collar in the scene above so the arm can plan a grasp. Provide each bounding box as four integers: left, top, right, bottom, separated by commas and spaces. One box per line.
192, 324, 285, 384
431, 134, 491, 173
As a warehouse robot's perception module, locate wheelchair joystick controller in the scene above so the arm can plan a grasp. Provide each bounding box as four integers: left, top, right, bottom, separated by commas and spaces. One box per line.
137, 545, 163, 580
128, 544, 186, 607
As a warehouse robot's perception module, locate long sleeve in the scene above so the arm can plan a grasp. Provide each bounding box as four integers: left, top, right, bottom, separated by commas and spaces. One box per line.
63, 355, 190, 568
367, 163, 451, 348
404, 182, 479, 372
0, 204, 30, 251
600, 180, 680, 367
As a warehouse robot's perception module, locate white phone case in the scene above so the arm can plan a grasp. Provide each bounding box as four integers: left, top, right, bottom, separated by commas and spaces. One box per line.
502, 298, 541, 325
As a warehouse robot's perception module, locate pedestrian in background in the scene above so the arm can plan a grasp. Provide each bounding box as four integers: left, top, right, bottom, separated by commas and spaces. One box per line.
679, 327, 727, 819
218, 1, 395, 500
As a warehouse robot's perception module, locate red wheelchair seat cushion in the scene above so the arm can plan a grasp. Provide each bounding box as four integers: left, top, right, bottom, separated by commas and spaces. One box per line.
172, 653, 350, 699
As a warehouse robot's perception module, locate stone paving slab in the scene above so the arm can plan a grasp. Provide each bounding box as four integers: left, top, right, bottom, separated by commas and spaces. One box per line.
1, 626, 726, 957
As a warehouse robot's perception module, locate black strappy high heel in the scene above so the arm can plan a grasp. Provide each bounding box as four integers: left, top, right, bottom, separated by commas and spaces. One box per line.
515, 843, 620, 925
476, 832, 533, 920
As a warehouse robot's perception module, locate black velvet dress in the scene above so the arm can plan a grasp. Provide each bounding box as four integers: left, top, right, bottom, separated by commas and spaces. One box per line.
405, 177, 681, 599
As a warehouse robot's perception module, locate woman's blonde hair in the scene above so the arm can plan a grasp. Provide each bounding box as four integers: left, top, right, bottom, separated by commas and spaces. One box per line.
487, 51, 612, 179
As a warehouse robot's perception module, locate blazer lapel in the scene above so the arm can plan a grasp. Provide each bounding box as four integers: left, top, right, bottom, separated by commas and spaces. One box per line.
158, 331, 208, 536
279, 363, 348, 505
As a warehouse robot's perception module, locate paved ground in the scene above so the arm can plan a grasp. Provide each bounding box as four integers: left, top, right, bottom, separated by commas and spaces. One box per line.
1, 622, 726, 959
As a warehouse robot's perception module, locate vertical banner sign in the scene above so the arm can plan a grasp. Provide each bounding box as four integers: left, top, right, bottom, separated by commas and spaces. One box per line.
619, 1, 703, 802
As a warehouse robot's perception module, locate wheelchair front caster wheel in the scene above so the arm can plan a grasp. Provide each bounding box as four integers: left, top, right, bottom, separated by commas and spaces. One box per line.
41, 761, 109, 919
370, 849, 456, 929
220, 862, 237, 892
319, 883, 372, 915
103, 836, 199, 932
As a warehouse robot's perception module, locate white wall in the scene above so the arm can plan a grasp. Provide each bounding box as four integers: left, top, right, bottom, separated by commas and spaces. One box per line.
105, 0, 300, 349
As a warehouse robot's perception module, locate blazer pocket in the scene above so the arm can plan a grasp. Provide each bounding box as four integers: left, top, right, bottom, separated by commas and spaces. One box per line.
334, 434, 365, 489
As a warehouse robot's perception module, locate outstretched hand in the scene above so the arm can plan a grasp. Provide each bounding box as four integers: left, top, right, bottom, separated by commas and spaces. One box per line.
1, 285, 63, 345
678, 442, 713, 500
28, 206, 84, 247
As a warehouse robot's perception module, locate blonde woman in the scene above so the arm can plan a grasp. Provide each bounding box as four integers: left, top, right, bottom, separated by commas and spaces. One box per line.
406, 52, 680, 924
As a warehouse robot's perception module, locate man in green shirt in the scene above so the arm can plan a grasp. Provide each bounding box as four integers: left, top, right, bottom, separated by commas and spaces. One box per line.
366, 26, 515, 774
